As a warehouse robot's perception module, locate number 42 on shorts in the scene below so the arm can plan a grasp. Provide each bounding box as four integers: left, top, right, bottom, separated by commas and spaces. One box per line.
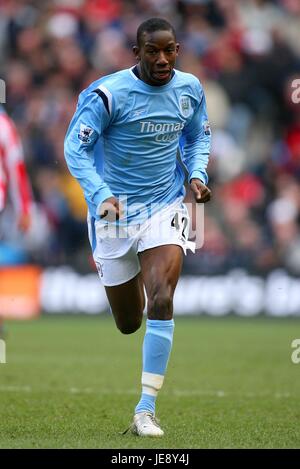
171, 212, 188, 239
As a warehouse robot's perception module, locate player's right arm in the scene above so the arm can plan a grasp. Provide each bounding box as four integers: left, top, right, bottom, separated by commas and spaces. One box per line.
64, 91, 121, 220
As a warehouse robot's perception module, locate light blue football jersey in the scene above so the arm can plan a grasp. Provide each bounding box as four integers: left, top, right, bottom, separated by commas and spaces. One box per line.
64, 66, 211, 224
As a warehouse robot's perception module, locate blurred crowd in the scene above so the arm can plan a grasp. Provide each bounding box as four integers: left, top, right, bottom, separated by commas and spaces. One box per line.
1, 0, 300, 275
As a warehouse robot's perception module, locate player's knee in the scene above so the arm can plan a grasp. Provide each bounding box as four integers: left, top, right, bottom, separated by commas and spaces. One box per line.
148, 289, 172, 319
116, 317, 142, 335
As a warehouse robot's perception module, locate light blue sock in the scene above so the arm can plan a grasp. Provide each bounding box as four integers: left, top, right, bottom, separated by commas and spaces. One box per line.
135, 318, 175, 415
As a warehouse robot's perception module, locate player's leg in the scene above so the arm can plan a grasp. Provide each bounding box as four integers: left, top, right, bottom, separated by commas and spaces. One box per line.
139, 244, 182, 320
105, 272, 145, 334
89, 213, 145, 334
132, 244, 182, 436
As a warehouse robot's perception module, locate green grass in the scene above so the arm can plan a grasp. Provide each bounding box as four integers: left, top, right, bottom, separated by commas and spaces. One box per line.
0, 315, 300, 448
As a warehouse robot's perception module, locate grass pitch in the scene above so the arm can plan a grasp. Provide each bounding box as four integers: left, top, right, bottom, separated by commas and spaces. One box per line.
0, 315, 300, 448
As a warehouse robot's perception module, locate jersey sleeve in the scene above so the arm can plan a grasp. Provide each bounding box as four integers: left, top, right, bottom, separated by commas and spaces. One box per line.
64, 90, 114, 218
180, 82, 211, 185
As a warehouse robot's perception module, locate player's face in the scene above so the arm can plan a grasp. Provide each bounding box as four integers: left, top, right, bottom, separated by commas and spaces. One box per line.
134, 30, 179, 86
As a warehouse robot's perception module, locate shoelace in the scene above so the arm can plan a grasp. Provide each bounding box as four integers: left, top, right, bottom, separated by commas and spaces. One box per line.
145, 413, 160, 428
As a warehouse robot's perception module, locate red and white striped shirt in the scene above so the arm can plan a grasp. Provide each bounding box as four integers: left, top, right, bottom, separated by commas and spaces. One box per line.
0, 106, 32, 217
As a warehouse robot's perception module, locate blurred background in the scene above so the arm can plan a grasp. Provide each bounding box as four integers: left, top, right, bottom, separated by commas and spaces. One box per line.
1, 0, 300, 317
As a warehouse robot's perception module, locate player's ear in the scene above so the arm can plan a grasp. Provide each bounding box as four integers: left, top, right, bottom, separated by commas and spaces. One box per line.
133, 45, 140, 62
175, 43, 180, 56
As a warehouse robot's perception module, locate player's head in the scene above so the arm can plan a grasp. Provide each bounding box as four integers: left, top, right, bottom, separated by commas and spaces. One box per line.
133, 18, 179, 86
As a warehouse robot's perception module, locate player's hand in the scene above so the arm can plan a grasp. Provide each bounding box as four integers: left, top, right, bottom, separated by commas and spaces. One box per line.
190, 178, 211, 203
99, 197, 123, 221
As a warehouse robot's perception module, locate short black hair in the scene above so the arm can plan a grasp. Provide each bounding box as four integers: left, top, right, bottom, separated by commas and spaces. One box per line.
136, 18, 176, 47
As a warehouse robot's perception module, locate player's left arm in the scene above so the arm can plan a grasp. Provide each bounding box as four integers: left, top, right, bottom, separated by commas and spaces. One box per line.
190, 177, 211, 203
180, 84, 212, 204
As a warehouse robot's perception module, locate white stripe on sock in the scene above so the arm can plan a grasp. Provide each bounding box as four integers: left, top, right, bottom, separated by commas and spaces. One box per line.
142, 371, 164, 396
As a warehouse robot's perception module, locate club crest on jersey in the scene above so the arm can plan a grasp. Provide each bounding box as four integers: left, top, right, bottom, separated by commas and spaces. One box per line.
179, 95, 192, 117
78, 124, 94, 143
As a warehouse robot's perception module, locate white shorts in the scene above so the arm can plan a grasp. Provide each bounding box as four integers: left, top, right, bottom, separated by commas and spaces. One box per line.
87, 198, 195, 286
